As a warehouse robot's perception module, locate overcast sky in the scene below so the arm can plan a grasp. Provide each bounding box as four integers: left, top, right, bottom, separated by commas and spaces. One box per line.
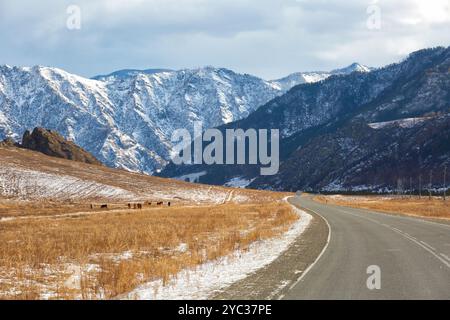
0, 0, 449, 79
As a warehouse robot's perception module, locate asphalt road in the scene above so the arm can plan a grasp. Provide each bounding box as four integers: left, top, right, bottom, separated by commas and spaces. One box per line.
283, 196, 450, 300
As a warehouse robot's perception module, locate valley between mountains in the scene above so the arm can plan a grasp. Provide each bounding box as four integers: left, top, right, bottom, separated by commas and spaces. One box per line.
0, 61, 370, 175
0, 46, 449, 300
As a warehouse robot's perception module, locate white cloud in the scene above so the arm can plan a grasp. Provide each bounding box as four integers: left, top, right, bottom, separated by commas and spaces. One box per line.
0, 0, 448, 79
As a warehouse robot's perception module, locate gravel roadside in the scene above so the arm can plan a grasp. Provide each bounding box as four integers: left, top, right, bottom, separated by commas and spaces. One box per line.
211, 197, 329, 300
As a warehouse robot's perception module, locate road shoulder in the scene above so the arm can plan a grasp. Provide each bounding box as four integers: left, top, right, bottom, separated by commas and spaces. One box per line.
211, 198, 329, 300
313, 196, 450, 226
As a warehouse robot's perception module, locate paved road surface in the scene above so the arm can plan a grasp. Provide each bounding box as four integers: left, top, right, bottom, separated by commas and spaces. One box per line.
283, 196, 450, 299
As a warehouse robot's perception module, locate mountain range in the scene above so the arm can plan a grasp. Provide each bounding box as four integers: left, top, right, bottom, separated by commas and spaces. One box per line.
2, 46, 448, 193
159, 46, 450, 193
0, 62, 369, 174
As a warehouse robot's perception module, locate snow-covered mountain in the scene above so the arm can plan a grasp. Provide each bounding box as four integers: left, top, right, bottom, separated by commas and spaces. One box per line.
271, 63, 372, 91
0, 63, 370, 173
92, 68, 174, 81
159, 47, 450, 192
331, 62, 373, 74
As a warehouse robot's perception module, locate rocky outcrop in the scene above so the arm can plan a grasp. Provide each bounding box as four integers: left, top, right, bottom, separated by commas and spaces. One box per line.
20, 127, 102, 165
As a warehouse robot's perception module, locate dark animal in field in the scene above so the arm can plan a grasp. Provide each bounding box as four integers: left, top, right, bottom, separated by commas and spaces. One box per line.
157, 201, 163, 206
128, 203, 131, 209
90, 204, 93, 209
133, 204, 137, 209
168, 202, 171, 207
137, 203, 142, 209
100, 204, 108, 209
145, 201, 152, 206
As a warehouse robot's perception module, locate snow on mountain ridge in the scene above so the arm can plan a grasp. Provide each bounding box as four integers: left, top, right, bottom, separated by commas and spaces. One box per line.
331, 62, 373, 74
0, 63, 371, 173
271, 63, 372, 91
92, 68, 174, 80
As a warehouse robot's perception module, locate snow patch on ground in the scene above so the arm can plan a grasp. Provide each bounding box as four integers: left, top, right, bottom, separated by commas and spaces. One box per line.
0, 165, 137, 200
174, 171, 207, 183
368, 117, 432, 129
0, 161, 246, 205
123, 200, 312, 300
224, 177, 256, 188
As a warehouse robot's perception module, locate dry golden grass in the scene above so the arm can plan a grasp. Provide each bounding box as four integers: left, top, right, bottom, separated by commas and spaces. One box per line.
0, 146, 296, 299
0, 199, 190, 219
0, 145, 289, 219
0, 199, 297, 300
0, 188, 289, 219
315, 195, 450, 219
0, 200, 93, 218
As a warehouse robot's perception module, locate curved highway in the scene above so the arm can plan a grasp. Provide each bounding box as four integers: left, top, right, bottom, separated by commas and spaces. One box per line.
283, 196, 450, 299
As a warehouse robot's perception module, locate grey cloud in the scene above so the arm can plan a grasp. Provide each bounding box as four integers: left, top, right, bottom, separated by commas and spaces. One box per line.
0, 0, 448, 79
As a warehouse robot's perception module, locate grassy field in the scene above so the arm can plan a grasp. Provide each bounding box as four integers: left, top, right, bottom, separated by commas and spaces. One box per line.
0, 146, 298, 300
0, 147, 280, 208
0, 198, 296, 299
315, 195, 450, 219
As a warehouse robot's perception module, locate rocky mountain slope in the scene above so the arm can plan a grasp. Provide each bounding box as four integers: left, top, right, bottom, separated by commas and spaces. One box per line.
256, 115, 450, 192
160, 46, 450, 192
0, 63, 368, 174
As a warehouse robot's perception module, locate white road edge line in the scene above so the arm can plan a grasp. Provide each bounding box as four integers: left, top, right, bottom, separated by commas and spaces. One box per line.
419, 241, 436, 252
277, 201, 332, 300
336, 204, 450, 230
389, 229, 450, 268
440, 253, 450, 262
334, 207, 450, 269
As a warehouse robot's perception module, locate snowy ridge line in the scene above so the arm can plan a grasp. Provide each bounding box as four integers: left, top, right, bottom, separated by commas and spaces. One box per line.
120, 197, 312, 300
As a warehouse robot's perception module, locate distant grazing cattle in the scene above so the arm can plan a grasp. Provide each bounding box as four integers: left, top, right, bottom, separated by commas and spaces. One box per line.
145, 201, 152, 206
157, 201, 163, 206
168, 202, 171, 207
137, 203, 142, 209
100, 204, 108, 209
90, 204, 94, 209
128, 203, 131, 209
